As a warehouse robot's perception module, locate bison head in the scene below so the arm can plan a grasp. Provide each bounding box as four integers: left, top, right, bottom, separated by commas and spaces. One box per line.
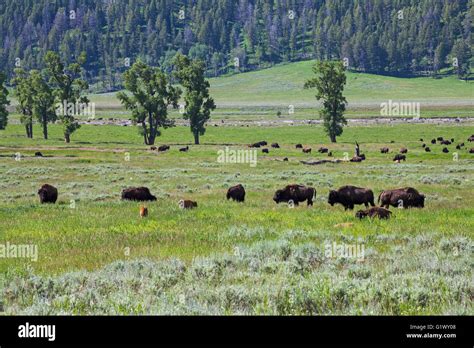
273, 190, 283, 203
328, 190, 338, 206
38, 188, 47, 202
355, 210, 367, 219
415, 194, 425, 208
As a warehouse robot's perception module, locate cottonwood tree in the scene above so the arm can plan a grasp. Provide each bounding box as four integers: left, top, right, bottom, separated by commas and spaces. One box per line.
12, 68, 35, 138
0, 72, 10, 130
45, 51, 89, 143
173, 53, 215, 145
117, 61, 181, 145
31, 70, 57, 139
304, 61, 348, 143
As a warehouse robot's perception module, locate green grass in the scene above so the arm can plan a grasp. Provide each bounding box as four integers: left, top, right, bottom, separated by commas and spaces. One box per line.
1, 108, 473, 314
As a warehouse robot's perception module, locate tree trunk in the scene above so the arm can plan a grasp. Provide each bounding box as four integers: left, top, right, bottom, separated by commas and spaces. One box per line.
64, 132, 70, 143
194, 132, 200, 145
42, 116, 48, 140
330, 134, 337, 143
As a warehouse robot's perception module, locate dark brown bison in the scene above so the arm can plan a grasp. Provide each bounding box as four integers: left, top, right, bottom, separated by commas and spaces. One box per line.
249, 142, 261, 148
283, 157, 289, 161
419, 138, 423, 142
271, 143, 280, 148
350, 156, 363, 162
38, 184, 58, 204
328, 185, 375, 210
469, 148, 474, 154
356, 207, 392, 220
431, 139, 436, 144
158, 145, 170, 152
393, 154, 406, 162
121, 187, 157, 201
179, 199, 197, 209
262, 148, 269, 153
35, 151, 44, 157
440, 140, 451, 145
295, 144, 303, 149
318, 147, 329, 153
468, 135, 474, 142
442, 147, 449, 153
227, 184, 246, 202
422, 143, 426, 148
437, 137, 444, 142
179, 146, 189, 152
378, 187, 425, 208
425, 147, 431, 152
302, 148, 312, 153
273, 184, 315, 206
400, 147, 408, 154
380, 147, 389, 153
327, 151, 333, 157
150, 146, 157, 151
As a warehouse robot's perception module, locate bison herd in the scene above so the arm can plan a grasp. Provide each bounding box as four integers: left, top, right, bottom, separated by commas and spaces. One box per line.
37, 182, 426, 221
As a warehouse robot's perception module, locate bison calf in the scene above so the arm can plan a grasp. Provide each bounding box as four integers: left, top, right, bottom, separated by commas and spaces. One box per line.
356, 207, 392, 220
328, 185, 375, 210
38, 184, 58, 204
179, 199, 197, 209
227, 184, 246, 202
139, 206, 148, 218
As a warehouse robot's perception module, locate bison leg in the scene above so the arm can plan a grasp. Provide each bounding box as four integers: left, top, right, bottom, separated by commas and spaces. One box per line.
307, 199, 313, 206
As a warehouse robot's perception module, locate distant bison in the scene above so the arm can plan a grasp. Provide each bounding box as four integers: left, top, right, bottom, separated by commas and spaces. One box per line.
468, 135, 474, 142
139, 206, 148, 218
302, 148, 312, 153
393, 154, 406, 162
440, 140, 451, 145
422, 143, 426, 148
350, 156, 363, 162
295, 144, 303, 149
469, 148, 474, 154
150, 146, 157, 151
437, 137, 444, 142
179, 146, 189, 152
378, 187, 425, 209
227, 184, 246, 202
431, 139, 436, 144
38, 184, 58, 204
380, 147, 389, 154
442, 147, 449, 153
35, 151, 44, 157
121, 187, 157, 201
273, 184, 315, 206
356, 207, 392, 220
271, 143, 280, 148
318, 147, 329, 153
262, 148, 269, 153
400, 147, 408, 154
158, 145, 170, 152
328, 185, 375, 210
179, 199, 197, 209
425, 147, 431, 152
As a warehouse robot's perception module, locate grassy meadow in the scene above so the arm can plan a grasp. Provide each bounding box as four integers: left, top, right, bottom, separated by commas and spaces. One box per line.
0, 120, 473, 314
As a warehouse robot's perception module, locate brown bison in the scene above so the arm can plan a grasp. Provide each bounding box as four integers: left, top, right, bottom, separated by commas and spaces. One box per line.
431, 139, 436, 144
318, 147, 329, 153
437, 137, 444, 142
378, 187, 425, 208
356, 207, 392, 220
227, 184, 246, 202
302, 148, 312, 153
262, 148, 269, 153
273, 184, 315, 206
440, 140, 451, 145
350, 156, 363, 162
295, 144, 303, 149
271, 143, 280, 148
150, 146, 157, 151
400, 147, 408, 154
139, 206, 148, 218
393, 154, 406, 162
380, 147, 389, 153
442, 147, 449, 153
179, 146, 189, 152
179, 199, 197, 209
425, 147, 431, 152
328, 185, 375, 210
38, 184, 58, 204
35, 151, 44, 157
469, 148, 474, 154
468, 135, 474, 142
121, 187, 157, 201
158, 145, 170, 152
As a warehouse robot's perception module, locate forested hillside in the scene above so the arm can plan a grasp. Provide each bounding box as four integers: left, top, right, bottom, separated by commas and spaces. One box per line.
0, 0, 471, 91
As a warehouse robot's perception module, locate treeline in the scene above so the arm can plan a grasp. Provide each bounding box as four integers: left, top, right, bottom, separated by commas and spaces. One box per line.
0, 0, 471, 91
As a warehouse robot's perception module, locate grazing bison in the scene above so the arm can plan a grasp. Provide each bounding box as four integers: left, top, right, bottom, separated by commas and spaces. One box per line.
283, 157, 289, 161
440, 140, 451, 145
249, 142, 261, 148
356, 207, 392, 220
437, 137, 444, 142
422, 143, 426, 148
442, 147, 449, 153
431, 139, 436, 144
295, 144, 303, 149
318, 147, 329, 153
262, 148, 269, 153
380, 147, 389, 154
451, 138, 454, 143
468, 135, 474, 142
302, 148, 312, 153
271, 143, 280, 148
179, 146, 189, 152
179, 199, 197, 209
35, 152, 44, 157
150, 146, 157, 151
393, 154, 406, 162
328, 185, 375, 210
121, 187, 157, 201
400, 147, 408, 154
158, 145, 170, 152
38, 184, 58, 204
273, 184, 315, 206
378, 187, 425, 208
328, 151, 333, 157
350, 156, 363, 162
469, 148, 474, 154
425, 147, 431, 152
359, 154, 366, 160
227, 184, 246, 202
